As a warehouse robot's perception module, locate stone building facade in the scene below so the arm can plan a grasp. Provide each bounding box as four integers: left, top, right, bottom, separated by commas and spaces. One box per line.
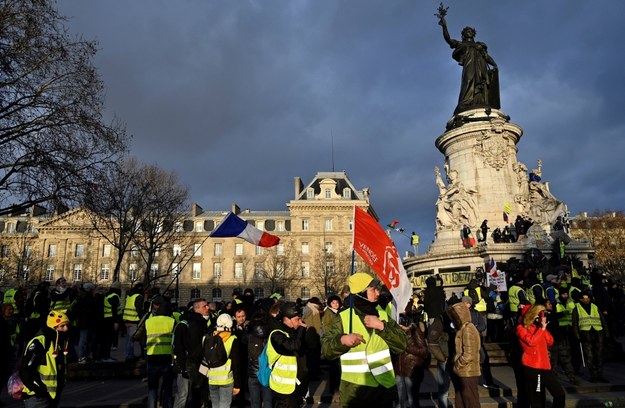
0, 171, 375, 305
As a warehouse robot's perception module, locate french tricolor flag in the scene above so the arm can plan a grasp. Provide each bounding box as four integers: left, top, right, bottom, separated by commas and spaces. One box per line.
210, 212, 280, 247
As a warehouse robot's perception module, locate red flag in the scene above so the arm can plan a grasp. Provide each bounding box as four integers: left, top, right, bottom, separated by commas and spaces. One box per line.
353, 207, 411, 317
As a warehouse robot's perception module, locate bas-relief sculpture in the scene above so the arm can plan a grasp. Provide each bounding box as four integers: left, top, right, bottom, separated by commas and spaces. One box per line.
435, 165, 478, 231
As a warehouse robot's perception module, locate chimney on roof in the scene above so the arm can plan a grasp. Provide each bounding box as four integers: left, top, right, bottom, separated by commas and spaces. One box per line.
192, 203, 203, 217
231, 203, 240, 215
294, 177, 303, 198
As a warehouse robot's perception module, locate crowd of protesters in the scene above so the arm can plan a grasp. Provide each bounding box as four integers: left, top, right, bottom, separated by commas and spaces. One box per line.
2, 267, 625, 408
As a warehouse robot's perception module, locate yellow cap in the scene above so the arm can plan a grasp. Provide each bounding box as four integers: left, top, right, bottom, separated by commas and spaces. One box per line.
47, 310, 70, 329
349, 273, 379, 294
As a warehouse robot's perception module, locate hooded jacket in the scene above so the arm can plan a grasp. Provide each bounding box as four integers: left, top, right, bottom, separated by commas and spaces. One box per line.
447, 303, 481, 377
516, 304, 552, 370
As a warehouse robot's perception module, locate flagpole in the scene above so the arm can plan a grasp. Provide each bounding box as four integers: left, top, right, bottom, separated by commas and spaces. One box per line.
349, 207, 356, 333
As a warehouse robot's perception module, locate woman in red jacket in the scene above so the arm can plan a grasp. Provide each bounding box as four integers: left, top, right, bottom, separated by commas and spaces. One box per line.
516, 304, 565, 408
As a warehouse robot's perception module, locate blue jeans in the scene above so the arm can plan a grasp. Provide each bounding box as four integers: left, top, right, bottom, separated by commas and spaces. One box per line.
173, 373, 189, 408
77, 328, 94, 360
434, 361, 451, 408
125, 324, 140, 359
208, 383, 233, 408
248, 376, 273, 408
395, 375, 414, 408
147, 362, 174, 408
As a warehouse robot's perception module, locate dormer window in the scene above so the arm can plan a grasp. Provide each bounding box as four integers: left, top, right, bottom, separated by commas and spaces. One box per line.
343, 188, 351, 199
324, 188, 332, 198
306, 188, 314, 199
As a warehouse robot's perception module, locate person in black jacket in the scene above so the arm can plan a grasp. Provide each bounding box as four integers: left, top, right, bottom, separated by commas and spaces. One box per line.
423, 276, 446, 326
246, 311, 273, 408
172, 299, 210, 408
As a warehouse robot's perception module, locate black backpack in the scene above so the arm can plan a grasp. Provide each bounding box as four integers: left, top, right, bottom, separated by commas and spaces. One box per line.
200, 333, 228, 370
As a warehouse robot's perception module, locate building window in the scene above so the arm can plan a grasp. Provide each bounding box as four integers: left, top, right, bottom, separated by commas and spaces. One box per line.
213, 262, 222, 278
257, 221, 264, 231
73, 264, 82, 281
45, 265, 55, 281
235, 243, 243, 256
194, 244, 202, 257
306, 188, 314, 199
48, 244, 57, 258
343, 188, 351, 199
195, 221, 203, 232
131, 246, 138, 257
129, 264, 138, 281
100, 264, 110, 281
301, 287, 310, 299
150, 264, 159, 279
1, 245, 9, 258
255, 287, 265, 299
255, 246, 264, 256
234, 262, 243, 279
102, 244, 111, 257
254, 263, 264, 278
325, 242, 333, 253
172, 263, 180, 275
275, 287, 285, 297
21, 266, 29, 280
214, 243, 222, 257
175, 222, 183, 232
24, 245, 32, 258
192, 263, 201, 280
6, 223, 15, 233
301, 262, 310, 277
325, 219, 333, 231
302, 219, 309, 231
75, 244, 85, 257
276, 221, 284, 232
212, 287, 222, 301
173, 244, 182, 257
325, 188, 332, 199
190, 288, 201, 300
325, 261, 335, 274
276, 244, 284, 256
301, 242, 309, 254
276, 262, 285, 278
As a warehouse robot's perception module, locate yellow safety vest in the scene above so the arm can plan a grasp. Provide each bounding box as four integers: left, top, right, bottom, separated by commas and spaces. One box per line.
576, 303, 603, 332
145, 315, 175, 355
464, 288, 487, 312
3, 288, 17, 309
527, 284, 544, 305
22, 335, 65, 399
103, 293, 119, 318
50, 291, 71, 312
508, 285, 523, 312
123, 294, 141, 322
207, 335, 236, 385
266, 329, 298, 395
557, 299, 575, 327
338, 307, 395, 388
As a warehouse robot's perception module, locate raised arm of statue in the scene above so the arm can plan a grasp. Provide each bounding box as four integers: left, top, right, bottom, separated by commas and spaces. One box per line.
435, 166, 446, 195
436, 4, 456, 47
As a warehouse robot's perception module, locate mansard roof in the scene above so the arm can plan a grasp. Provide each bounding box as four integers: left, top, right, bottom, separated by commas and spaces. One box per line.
296, 171, 368, 201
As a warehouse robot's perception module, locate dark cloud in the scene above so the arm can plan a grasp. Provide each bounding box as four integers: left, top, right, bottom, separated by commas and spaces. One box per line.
57, 0, 625, 255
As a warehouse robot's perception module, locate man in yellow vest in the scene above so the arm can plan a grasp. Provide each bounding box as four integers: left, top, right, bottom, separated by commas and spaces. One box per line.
572, 290, 610, 383
321, 273, 406, 408
266, 301, 308, 408
98, 281, 121, 362
49, 278, 73, 312
20, 310, 70, 407
139, 300, 175, 408
554, 288, 577, 384
123, 283, 145, 362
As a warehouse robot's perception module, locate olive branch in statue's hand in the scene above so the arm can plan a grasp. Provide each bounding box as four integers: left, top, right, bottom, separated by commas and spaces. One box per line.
435, 2, 449, 25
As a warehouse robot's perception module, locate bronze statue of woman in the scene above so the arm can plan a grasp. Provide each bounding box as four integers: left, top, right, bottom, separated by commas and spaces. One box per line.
436, 4, 500, 115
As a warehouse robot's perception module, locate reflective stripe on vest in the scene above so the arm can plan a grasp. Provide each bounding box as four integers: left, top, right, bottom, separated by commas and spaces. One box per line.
266, 329, 298, 394
123, 294, 140, 322
338, 307, 395, 388
464, 288, 487, 312
103, 293, 119, 318
207, 335, 236, 385
22, 335, 61, 399
508, 285, 522, 312
527, 284, 544, 305
576, 303, 603, 332
145, 315, 175, 355
50, 291, 71, 312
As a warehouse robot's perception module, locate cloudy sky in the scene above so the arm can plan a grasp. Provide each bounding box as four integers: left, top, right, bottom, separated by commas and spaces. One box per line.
56, 1, 625, 255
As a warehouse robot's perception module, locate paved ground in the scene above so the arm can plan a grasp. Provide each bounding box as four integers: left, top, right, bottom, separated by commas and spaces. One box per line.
2, 335, 625, 407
